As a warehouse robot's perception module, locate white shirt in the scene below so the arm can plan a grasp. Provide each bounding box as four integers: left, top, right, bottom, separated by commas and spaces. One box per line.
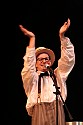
21, 37, 75, 111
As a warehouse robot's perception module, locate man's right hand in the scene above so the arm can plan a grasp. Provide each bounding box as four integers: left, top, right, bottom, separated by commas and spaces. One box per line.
19, 25, 35, 38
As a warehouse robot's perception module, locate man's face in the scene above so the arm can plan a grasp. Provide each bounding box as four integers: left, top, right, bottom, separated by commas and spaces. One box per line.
36, 53, 51, 72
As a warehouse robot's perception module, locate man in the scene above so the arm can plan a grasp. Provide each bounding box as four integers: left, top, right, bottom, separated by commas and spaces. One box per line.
19, 18, 75, 125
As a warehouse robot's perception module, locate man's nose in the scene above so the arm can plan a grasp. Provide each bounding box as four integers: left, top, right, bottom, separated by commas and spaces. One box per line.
42, 59, 47, 62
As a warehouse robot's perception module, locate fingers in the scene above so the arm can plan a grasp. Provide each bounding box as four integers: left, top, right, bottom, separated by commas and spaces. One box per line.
64, 18, 70, 28
19, 25, 27, 33
19, 25, 22, 28
67, 18, 70, 27
19, 25, 24, 30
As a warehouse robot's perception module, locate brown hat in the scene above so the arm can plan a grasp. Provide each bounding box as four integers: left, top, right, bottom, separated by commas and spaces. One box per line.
35, 47, 55, 66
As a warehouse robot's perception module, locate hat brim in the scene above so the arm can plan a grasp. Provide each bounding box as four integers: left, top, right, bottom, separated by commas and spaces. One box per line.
36, 48, 55, 66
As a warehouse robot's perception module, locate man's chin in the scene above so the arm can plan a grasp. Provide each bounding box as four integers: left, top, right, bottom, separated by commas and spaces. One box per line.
40, 66, 48, 72
42, 68, 47, 72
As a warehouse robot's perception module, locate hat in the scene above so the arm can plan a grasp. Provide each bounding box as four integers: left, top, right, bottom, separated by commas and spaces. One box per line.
35, 47, 55, 66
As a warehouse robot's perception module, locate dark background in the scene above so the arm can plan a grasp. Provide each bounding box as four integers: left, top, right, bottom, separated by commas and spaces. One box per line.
4, 0, 83, 124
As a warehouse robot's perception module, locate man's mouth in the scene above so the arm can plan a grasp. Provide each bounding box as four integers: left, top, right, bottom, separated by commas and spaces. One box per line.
40, 65, 46, 68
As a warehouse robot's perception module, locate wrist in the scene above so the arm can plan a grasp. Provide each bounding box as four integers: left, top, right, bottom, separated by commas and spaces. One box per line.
59, 33, 65, 39
26, 34, 35, 38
